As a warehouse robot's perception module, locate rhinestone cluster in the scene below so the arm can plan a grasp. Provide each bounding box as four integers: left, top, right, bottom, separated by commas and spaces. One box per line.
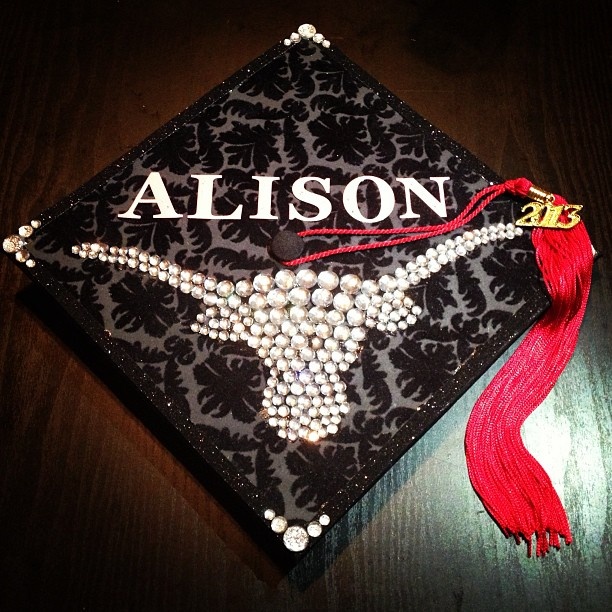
74, 242, 421, 443
73, 222, 522, 442
263, 508, 330, 551
284, 23, 331, 48
399, 223, 523, 284
2, 220, 41, 268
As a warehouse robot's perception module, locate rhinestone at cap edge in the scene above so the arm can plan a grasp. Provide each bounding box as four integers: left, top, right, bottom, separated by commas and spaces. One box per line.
284, 24, 330, 47
3, 219, 42, 267
283, 525, 310, 552
263, 505, 335, 550
307, 521, 323, 537
297, 24, 317, 39
3, 235, 22, 254
270, 516, 288, 533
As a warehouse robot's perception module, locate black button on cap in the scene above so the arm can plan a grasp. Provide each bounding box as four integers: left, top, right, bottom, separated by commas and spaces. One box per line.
270, 230, 304, 262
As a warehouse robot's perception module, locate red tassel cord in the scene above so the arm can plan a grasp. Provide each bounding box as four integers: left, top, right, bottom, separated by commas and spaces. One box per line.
465, 203, 593, 557
285, 180, 594, 556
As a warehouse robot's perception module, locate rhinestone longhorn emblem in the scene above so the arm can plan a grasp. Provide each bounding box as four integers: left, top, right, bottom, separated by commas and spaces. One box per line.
73, 223, 522, 443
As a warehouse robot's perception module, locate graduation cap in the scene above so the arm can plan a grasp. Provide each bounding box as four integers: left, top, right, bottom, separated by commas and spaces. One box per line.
3, 24, 593, 556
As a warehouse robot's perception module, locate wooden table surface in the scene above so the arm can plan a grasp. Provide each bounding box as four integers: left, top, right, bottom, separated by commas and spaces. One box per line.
1, 1, 610, 610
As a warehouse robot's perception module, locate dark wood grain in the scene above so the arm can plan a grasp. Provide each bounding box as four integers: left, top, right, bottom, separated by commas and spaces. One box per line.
1, 1, 610, 610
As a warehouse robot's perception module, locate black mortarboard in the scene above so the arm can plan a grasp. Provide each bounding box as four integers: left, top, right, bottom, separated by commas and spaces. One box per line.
3, 24, 593, 557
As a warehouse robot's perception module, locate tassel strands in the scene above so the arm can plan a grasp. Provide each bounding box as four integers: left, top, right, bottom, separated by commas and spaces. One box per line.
465, 203, 593, 556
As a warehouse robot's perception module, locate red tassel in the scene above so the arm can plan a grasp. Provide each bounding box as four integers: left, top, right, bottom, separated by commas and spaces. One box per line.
465, 203, 593, 556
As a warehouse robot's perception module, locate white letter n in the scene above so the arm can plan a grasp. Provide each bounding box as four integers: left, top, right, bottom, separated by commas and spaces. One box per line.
398, 177, 450, 219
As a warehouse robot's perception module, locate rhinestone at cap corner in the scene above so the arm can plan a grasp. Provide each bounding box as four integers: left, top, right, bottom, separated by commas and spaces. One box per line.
297, 24, 317, 39
283, 525, 310, 552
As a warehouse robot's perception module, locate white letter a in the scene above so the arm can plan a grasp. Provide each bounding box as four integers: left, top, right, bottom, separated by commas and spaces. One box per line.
118, 172, 183, 219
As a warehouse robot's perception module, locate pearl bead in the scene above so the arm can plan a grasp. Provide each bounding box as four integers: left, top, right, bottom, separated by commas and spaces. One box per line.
312, 33, 325, 44
324, 337, 339, 351
339, 274, 362, 294
217, 280, 234, 297
263, 322, 278, 336
275, 269, 295, 290
261, 337, 274, 349
291, 334, 307, 350
351, 327, 366, 341
267, 288, 288, 308
281, 320, 298, 336
249, 293, 266, 310
325, 309, 344, 326
296, 269, 318, 288
333, 325, 350, 341
290, 306, 308, 323
300, 321, 316, 336
346, 308, 365, 327
309, 360, 322, 373
324, 361, 337, 374
288, 287, 310, 306
360, 279, 378, 296
317, 270, 339, 290
300, 347, 315, 361
269, 308, 287, 325
333, 293, 353, 312
290, 382, 305, 395
253, 274, 274, 293
308, 306, 326, 322
312, 288, 333, 307
227, 294, 241, 309
315, 323, 332, 338
354, 294, 370, 310
235, 280, 253, 297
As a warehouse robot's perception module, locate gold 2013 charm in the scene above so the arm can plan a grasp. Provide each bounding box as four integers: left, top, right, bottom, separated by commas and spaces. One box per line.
516, 185, 583, 229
